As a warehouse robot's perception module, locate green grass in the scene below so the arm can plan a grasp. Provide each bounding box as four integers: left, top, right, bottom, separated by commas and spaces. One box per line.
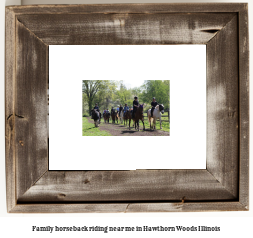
125, 118, 170, 133
143, 119, 170, 133
82, 117, 111, 136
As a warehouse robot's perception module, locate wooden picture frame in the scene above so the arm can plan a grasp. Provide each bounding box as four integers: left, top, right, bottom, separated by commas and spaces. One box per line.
5, 3, 249, 213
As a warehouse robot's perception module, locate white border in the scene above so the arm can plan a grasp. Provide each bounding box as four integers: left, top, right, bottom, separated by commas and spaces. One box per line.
49, 45, 206, 170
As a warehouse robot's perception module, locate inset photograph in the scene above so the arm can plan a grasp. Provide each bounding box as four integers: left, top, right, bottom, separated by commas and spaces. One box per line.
82, 80, 170, 136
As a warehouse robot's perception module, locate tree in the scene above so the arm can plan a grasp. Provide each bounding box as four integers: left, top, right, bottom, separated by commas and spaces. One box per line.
140, 80, 170, 109
82, 80, 117, 113
116, 87, 132, 105
82, 80, 106, 113
131, 87, 141, 98
93, 81, 117, 110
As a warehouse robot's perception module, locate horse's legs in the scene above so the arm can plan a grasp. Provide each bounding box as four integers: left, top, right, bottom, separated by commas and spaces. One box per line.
142, 119, 145, 131
160, 117, 162, 129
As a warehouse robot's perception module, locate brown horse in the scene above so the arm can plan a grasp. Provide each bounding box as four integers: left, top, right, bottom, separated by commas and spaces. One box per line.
115, 111, 119, 124
103, 112, 110, 123
124, 110, 132, 128
111, 110, 117, 124
133, 104, 145, 131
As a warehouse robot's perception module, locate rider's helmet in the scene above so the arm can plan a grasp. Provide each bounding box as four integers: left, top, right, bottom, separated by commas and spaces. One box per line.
153, 97, 156, 100
134, 96, 138, 100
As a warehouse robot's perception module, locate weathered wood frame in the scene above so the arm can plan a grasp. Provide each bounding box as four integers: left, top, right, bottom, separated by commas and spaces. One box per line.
5, 4, 249, 213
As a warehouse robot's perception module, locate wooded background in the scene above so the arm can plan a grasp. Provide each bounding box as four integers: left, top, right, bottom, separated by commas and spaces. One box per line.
82, 80, 170, 115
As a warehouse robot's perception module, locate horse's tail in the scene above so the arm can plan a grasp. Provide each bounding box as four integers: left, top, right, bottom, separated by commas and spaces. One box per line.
148, 110, 153, 124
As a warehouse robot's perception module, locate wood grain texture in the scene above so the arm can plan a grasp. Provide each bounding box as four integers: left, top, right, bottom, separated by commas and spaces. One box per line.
15, 20, 48, 200
5, 7, 16, 212
18, 170, 236, 202
16, 13, 236, 45
10, 202, 247, 213
206, 16, 239, 198
5, 3, 249, 213
238, 4, 249, 209
7, 3, 246, 15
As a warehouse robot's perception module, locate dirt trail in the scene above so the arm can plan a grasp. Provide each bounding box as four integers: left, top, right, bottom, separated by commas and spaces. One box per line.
87, 117, 170, 136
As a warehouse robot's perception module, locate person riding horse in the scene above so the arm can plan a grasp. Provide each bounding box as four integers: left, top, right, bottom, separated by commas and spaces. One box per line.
94, 103, 100, 112
111, 107, 115, 114
123, 103, 129, 116
119, 104, 123, 116
151, 97, 158, 117
94, 103, 101, 121
133, 96, 139, 118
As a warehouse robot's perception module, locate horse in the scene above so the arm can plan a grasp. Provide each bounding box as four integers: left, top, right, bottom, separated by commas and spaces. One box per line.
124, 110, 132, 128
147, 104, 165, 130
133, 104, 145, 131
115, 111, 119, 124
119, 110, 124, 124
111, 110, 117, 124
103, 112, 110, 123
99, 112, 101, 124
91, 109, 100, 127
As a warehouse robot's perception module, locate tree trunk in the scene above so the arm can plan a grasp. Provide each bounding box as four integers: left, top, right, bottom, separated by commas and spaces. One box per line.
82, 94, 85, 116
88, 99, 93, 116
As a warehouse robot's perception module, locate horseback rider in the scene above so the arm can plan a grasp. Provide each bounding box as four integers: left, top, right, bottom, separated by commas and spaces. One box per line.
116, 105, 120, 115
104, 108, 110, 116
94, 103, 100, 112
111, 107, 115, 114
91, 103, 100, 119
151, 97, 158, 117
119, 104, 123, 116
123, 103, 129, 116
133, 96, 139, 118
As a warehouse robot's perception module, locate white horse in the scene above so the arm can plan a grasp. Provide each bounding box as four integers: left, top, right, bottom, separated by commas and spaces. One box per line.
119, 110, 124, 124
147, 104, 165, 130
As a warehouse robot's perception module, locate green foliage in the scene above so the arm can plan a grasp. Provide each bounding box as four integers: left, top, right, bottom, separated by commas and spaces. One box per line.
116, 87, 132, 106
82, 80, 170, 115
82, 117, 111, 136
139, 80, 170, 109
83, 80, 117, 113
